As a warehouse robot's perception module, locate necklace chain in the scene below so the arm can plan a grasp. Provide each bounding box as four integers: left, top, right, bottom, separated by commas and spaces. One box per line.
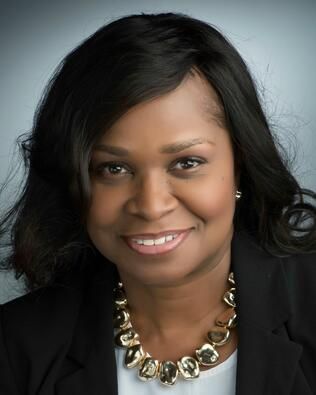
113, 272, 237, 386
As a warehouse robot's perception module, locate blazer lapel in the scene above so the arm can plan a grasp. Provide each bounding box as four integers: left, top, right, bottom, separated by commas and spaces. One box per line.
232, 231, 303, 395
54, 259, 119, 395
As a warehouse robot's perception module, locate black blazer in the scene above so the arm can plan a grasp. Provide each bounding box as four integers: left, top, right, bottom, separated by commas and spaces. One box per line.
0, 231, 315, 395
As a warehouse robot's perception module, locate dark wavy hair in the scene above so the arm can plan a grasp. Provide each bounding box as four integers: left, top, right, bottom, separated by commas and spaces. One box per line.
1, 12, 315, 292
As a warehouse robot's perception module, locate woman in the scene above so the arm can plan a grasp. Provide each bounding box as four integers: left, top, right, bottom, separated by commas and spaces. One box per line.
0, 12, 315, 395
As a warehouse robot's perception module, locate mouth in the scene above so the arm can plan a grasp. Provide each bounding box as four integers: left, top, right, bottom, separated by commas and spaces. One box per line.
121, 228, 193, 256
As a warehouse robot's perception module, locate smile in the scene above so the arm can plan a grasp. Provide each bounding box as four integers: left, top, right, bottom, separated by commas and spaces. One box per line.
122, 229, 192, 256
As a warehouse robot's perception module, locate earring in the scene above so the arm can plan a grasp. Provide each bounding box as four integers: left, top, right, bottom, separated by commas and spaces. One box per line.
235, 190, 242, 200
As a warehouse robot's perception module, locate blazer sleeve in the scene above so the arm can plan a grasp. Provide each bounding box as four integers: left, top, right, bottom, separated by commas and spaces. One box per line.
284, 252, 316, 392
0, 304, 19, 395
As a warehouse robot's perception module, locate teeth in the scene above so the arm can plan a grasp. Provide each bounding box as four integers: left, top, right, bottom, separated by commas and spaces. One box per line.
143, 239, 155, 246
132, 234, 178, 245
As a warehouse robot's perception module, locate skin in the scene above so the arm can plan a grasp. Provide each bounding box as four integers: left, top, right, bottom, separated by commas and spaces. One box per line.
87, 71, 239, 364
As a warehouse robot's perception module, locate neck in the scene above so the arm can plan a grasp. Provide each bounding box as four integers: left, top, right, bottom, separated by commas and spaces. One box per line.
117, 246, 232, 339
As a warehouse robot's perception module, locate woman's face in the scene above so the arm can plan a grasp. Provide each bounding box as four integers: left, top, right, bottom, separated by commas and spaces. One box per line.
87, 73, 238, 286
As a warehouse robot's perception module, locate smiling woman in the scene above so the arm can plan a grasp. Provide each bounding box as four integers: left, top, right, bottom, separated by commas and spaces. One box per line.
87, 73, 237, 287
0, 12, 316, 395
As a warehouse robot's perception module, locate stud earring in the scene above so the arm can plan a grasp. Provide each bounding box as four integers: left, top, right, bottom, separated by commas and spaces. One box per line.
235, 190, 242, 200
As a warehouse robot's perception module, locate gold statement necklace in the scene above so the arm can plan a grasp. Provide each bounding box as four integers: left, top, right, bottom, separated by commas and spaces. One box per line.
113, 272, 237, 386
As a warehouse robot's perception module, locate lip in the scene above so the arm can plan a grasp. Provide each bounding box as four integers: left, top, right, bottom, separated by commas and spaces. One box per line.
122, 228, 192, 256
122, 228, 193, 239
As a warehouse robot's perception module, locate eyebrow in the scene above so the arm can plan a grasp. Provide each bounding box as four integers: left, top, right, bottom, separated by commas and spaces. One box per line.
93, 138, 215, 156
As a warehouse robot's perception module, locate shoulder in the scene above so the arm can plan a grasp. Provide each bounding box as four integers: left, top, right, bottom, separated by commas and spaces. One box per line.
1, 255, 106, 345
1, 258, 87, 322
0, 252, 117, 339
0, 273, 84, 394
279, 251, 316, 336
279, 251, 316, 340
0, 256, 116, 394
282, 253, 316, 348
0, 254, 115, 338
0, 269, 86, 364
281, 251, 316, 302
280, 251, 316, 385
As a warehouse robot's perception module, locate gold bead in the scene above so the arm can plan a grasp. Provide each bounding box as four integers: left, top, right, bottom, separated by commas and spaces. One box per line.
114, 288, 128, 308
223, 287, 236, 307
115, 327, 139, 347
207, 326, 230, 346
228, 272, 235, 285
177, 356, 200, 380
216, 308, 237, 328
159, 361, 179, 386
125, 344, 145, 368
196, 343, 219, 366
113, 308, 130, 329
138, 357, 160, 381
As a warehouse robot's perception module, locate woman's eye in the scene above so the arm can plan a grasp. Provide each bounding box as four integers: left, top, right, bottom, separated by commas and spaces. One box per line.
94, 162, 129, 177
172, 157, 205, 171
91, 157, 205, 179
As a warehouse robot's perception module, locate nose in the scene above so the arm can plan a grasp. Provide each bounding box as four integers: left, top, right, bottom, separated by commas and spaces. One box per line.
125, 171, 178, 221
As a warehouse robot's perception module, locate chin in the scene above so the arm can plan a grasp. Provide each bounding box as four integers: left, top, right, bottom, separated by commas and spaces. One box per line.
118, 260, 203, 288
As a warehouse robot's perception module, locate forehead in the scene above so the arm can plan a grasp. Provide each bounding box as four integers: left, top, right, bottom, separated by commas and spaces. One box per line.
97, 72, 226, 146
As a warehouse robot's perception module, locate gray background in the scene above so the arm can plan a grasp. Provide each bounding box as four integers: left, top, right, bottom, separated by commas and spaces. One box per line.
1, 0, 315, 304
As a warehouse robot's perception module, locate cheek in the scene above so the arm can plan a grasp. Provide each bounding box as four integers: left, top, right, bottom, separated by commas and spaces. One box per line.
188, 170, 236, 221
86, 185, 125, 260
86, 184, 124, 230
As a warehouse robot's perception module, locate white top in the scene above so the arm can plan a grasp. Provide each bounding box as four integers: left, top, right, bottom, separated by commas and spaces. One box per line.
115, 346, 237, 395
